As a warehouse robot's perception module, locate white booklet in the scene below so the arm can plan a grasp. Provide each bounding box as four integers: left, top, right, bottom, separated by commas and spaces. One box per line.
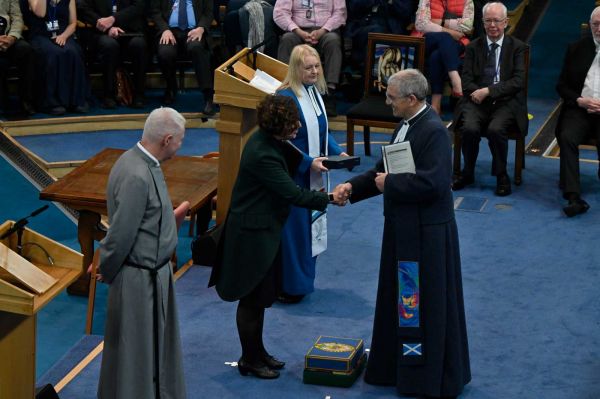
249, 69, 282, 94
381, 141, 416, 174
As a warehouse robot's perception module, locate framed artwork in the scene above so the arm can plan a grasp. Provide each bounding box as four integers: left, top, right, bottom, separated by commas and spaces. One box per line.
363, 33, 426, 96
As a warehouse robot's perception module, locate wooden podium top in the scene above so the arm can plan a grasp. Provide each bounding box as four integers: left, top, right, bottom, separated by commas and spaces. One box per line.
40, 148, 219, 215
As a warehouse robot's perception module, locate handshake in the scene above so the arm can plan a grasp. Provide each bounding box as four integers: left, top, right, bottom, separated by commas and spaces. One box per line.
328, 183, 353, 206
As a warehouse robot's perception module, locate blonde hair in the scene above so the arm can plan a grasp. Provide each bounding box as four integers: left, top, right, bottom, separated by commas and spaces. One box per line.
279, 44, 327, 97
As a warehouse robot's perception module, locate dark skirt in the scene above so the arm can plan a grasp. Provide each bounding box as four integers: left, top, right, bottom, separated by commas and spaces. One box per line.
29, 35, 89, 109
239, 249, 282, 309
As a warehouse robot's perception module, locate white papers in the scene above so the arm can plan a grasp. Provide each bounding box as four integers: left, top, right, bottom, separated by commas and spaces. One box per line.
381, 141, 415, 174
249, 69, 282, 94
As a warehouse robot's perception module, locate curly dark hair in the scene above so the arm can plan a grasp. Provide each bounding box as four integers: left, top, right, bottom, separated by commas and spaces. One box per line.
257, 95, 300, 137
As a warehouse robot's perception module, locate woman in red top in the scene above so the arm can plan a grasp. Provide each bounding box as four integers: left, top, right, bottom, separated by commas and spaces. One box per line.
412, 0, 474, 114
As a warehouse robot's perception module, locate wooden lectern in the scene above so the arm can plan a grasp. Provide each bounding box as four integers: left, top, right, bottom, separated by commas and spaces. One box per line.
214, 48, 288, 223
0, 221, 82, 399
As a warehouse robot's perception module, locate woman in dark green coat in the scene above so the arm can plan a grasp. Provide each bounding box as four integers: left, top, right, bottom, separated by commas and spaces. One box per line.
211, 95, 344, 379
211, 96, 342, 378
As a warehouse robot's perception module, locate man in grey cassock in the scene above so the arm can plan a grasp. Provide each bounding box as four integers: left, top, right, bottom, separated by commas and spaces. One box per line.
97, 107, 187, 398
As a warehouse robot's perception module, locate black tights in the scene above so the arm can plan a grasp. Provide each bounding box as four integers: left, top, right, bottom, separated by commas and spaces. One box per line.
236, 302, 267, 363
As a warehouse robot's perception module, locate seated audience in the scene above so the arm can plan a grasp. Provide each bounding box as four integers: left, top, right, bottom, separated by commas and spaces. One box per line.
77, 0, 148, 109
452, 1, 527, 197
412, 0, 474, 114
273, 0, 346, 116
345, 0, 416, 70
150, 0, 215, 115
0, 0, 36, 115
24, 0, 89, 115
555, 6, 600, 217
224, 0, 278, 58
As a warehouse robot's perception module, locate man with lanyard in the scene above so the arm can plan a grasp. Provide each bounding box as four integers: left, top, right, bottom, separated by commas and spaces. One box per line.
150, 0, 215, 115
78, 0, 148, 109
334, 69, 470, 398
555, 6, 600, 217
96, 107, 187, 398
452, 1, 528, 197
273, 0, 346, 116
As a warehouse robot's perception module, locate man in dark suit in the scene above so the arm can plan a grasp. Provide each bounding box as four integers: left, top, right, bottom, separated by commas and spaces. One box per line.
555, 6, 600, 217
452, 1, 528, 196
78, 0, 148, 109
150, 0, 215, 115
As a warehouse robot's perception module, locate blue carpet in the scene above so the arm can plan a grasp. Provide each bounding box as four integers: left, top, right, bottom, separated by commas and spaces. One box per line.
34, 134, 600, 398
14, 128, 220, 163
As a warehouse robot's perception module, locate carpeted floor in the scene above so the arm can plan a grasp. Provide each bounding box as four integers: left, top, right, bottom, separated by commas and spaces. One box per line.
19, 130, 600, 399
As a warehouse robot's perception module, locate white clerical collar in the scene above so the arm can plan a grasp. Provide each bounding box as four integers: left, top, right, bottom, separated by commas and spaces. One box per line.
594, 37, 600, 52
487, 35, 504, 48
137, 142, 160, 166
406, 103, 428, 123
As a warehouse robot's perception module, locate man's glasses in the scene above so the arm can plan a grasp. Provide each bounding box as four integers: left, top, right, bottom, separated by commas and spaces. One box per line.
483, 18, 507, 26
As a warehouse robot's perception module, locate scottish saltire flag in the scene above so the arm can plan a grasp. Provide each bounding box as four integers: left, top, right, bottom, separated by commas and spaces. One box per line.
398, 261, 420, 327
403, 343, 422, 356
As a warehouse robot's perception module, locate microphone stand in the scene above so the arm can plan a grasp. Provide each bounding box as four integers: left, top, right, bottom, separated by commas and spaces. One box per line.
0, 205, 50, 256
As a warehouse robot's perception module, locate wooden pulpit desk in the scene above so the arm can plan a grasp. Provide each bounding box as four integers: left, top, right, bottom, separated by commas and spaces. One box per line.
39, 148, 218, 333
214, 48, 288, 223
0, 221, 82, 399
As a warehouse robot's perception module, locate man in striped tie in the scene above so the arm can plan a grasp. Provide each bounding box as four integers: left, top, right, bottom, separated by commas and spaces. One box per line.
452, 1, 528, 197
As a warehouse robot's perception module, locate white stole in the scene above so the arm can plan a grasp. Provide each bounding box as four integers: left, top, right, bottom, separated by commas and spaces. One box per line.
297, 85, 328, 256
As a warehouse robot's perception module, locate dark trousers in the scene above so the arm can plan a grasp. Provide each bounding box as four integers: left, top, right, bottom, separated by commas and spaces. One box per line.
555, 105, 600, 197
94, 33, 148, 99
424, 32, 463, 94
0, 39, 36, 105
459, 100, 517, 177
156, 28, 213, 94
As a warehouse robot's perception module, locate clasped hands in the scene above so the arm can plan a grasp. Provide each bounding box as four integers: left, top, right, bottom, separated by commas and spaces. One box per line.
293, 28, 326, 45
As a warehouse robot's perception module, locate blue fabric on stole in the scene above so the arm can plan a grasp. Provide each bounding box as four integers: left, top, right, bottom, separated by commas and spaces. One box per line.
395, 204, 424, 366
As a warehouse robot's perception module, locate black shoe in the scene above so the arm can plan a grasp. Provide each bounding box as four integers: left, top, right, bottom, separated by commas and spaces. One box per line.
276, 292, 305, 304
563, 197, 589, 217
162, 90, 176, 105
74, 102, 89, 113
22, 101, 35, 116
495, 174, 511, 196
102, 97, 117, 109
323, 94, 337, 117
48, 106, 66, 116
203, 98, 215, 115
237, 358, 279, 379
261, 354, 285, 370
452, 174, 474, 191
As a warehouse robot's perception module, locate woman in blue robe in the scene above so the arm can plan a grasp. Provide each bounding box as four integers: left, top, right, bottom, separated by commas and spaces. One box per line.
24, 0, 89, 115
276, 44, 346, 303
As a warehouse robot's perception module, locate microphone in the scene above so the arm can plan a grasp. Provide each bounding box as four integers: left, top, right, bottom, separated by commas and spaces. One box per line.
0, 205, 50, 240
247, 36, 276, 70
31, 205, 49, 217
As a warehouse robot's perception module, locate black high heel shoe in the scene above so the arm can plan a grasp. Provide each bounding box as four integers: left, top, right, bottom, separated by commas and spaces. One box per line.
262, 354, 285, 370
237, 358, 279, 379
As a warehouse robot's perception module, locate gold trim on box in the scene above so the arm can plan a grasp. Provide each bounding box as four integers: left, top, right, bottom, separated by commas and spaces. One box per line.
304, 335, 364, 372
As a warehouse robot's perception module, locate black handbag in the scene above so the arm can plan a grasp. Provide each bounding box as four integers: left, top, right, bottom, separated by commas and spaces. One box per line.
191, 223, 223, 267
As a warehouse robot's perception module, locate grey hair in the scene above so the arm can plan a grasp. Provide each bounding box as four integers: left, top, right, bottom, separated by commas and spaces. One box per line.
387, 69, 429, 101
591, 6, 600, 21
483, 2, 508, 18
142, 107, 186, 143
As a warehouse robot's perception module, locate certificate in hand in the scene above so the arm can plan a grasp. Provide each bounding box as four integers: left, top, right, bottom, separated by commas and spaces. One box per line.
381, 141, 416, 174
